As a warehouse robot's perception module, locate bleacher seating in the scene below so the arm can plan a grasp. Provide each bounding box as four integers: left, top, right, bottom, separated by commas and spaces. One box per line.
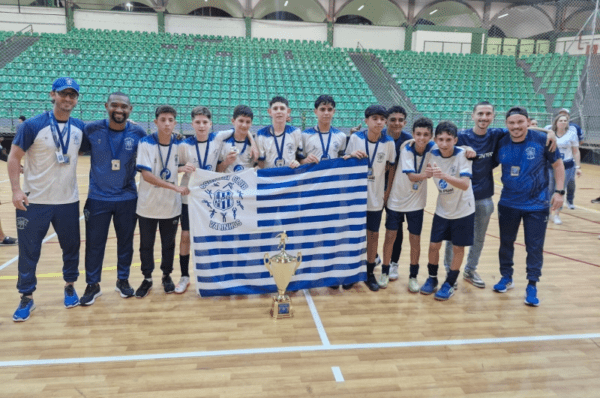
521, 52, 585, 110
0, 29, 377, 128
374, 49, 548, 123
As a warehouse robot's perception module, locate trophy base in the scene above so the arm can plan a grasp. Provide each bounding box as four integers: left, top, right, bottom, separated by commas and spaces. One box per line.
271, 296, 294, 319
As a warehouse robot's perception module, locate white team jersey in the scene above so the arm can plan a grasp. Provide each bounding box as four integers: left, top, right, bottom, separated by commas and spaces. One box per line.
556, 130, 579, 164
178, 131, 227, 204
430, 147, 475, 220
218, 129, 256, 173
387, 141, 435, 213
345, 131, 396, 211
136, 134, 182, 219
301, 127, 347, 160
256, 125, 303, 168
13, 112, 85, 204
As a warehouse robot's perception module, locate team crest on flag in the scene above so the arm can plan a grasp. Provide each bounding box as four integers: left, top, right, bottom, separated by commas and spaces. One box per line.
199, 174, 248, 232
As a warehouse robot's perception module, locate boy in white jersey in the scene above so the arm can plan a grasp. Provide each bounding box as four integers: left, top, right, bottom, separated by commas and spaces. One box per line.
421, 121, 475, 301
175, 106, 257, 293
9, 77, 85, 321
380, 117, 435, 291
256, 96, 302, 169
135, 105, 189, 298
300, 95, 347, 164
217, 105, 257, 173
344, 105, 396, 292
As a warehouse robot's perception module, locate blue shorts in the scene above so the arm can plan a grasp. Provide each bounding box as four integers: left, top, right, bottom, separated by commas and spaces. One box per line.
366, 209, 384, 232
430, 213, 475, 247
181, 204, 189, 232
385, 208, 424, 235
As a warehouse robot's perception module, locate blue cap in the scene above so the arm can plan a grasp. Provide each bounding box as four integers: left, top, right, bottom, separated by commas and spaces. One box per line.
52, 77, 80, 93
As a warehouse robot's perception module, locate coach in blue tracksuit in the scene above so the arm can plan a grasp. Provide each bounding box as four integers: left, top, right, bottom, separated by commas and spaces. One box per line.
8, 77, 85, 321
492, 106, 565, 307
78, 92, 146, 306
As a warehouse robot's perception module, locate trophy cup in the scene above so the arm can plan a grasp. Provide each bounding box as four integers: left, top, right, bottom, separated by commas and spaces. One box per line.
263, 232, 302, 319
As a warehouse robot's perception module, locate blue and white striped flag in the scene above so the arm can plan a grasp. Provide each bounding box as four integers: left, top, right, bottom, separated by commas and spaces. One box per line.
188, 158, 368, 297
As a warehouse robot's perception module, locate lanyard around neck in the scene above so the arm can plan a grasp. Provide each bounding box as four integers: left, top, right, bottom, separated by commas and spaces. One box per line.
49, 111, 71, 155
316, 126, 332, 159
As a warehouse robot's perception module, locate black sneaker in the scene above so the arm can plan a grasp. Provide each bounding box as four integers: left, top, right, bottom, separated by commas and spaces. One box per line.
342, 283, 355, 290
136, 279, 153, 298
115, 279, 135, 298
329, 285, 340, 290
365, 274, 380, 292
592, 196, 600, 204
80, 283, 102, 306
162, 275, 175, 294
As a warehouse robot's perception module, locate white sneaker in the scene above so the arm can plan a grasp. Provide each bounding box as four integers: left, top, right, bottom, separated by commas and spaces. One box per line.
389, 262, 399, 281
175, 276, 190, 294
375, 254, 382, 266
553, 215, 562, 225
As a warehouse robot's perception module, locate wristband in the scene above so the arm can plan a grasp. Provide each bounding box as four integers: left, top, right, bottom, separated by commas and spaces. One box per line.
575, 166, 581, 169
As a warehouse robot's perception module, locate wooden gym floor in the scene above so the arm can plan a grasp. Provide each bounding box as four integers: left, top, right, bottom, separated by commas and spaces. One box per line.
0, 156, 599, 398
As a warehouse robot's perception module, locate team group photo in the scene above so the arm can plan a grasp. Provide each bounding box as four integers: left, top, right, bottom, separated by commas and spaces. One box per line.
0, 0, 599, 396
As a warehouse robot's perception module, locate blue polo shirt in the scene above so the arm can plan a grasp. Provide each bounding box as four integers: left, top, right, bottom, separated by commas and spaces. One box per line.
494, 129, 560, 212
457, 127, 507, 201
82, 120, 147, 201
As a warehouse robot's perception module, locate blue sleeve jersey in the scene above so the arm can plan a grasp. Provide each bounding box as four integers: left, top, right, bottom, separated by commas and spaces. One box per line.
84, 120, 147, 201
570, 122, 583, 142
495, 129, 560, 211
456, 127, 506, 201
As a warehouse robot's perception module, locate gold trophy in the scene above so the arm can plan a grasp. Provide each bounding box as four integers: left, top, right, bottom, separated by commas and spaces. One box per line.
263, 232, 302, 319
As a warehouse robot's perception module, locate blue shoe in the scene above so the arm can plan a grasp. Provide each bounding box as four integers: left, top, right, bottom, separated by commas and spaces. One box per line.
13, 296, 35, 322
64, 284, 80, 308
493, 276, 514, 293
524, 285, 540, 307
420, 277, 438, 295
434, 282, 455, 301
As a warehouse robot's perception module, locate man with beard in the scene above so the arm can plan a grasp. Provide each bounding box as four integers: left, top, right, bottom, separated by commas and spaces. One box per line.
78, 92, 147, 306
443, 102, 556, 289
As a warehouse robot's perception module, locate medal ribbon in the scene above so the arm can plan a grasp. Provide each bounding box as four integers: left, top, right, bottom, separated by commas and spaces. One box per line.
364, 134, 380, 171
271, 126, 286, 162
195, 137, 210, 170
413, 144, 427, 174
105, 120, 125, 162
228, 134, 248, 155
316, 126, 332, 159
154, 133, 174, 175
49, 111, 71, 155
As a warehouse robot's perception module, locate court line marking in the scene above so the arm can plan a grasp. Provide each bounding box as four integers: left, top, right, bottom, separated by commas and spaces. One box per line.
303, 289, 330, 346
331, 366, 344, 382
1, 332, 599, 369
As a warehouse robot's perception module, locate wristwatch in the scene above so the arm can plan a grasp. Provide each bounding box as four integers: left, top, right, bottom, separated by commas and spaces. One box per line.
555, 189, 565, 195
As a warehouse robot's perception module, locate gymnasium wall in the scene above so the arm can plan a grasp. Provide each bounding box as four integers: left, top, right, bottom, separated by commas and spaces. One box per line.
333, 25, 405, 51
413, 30, 472, 54
251, 20, 328, 42
556, 34, 600, 55
0, 6, 66, 34
165, 15, 245, 37
73, 10, 158, 33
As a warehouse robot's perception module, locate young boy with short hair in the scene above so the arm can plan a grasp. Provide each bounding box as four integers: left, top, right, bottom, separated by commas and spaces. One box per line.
135, 105, 189, 298
217, 105, 257, 173
300, 95, 347, 163
256, 96, 303, 169
380, 117, 435, 290
344, 105, 396, 292
420, 121, 475, 301
174, 106, 258, 293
